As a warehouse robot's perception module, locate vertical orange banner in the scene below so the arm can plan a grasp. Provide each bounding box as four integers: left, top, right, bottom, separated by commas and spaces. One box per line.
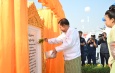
14, 0, 29, 73
0, 0, 15, 73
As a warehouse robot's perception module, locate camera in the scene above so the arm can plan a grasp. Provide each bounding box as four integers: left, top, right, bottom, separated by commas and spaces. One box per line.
91, 35, 95, 39
98, 34, 104, 41
89, 35, 95, 43
98, 34, 104, 38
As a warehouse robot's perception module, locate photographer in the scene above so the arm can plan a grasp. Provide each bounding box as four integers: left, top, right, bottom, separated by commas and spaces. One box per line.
87, 35, 98, 65
98, 32, 109, 66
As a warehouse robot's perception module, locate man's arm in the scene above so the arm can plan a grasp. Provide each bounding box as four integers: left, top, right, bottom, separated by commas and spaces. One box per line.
93, 40, 98, 48
55, 30, 79, 52
44, 33, 65, 44
87, 38, 91, 44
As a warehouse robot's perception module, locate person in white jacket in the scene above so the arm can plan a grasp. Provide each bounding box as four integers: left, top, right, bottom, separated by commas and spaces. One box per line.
44, 18, 81, 73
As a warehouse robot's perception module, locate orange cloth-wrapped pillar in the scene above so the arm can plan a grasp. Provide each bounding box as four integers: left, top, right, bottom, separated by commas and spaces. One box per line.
0, 0, 15, 73
0, 0, 29, 73
14, 0, 29, 73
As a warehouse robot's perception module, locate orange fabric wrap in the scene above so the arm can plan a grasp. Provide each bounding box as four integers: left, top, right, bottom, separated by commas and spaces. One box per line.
0, 0, 29, 73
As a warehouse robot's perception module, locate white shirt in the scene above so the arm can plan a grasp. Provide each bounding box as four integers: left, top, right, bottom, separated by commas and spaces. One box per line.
48, 27, 81, 60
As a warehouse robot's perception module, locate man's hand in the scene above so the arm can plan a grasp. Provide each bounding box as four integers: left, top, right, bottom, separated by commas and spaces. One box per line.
102, 36, 105, 41
93, 40, 97, 48
52, 49, 57, 55
81, 43, 85, 46
87, 39, 91, 44
51, 49, 57, 58
44, 38, 48, 42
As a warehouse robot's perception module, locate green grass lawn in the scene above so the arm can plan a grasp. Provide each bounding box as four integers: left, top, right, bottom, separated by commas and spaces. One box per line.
82, 64, 110, 73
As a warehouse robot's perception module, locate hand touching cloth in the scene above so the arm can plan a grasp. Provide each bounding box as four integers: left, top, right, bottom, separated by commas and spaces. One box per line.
110, 41, 115, 59
45, 49, 57, 59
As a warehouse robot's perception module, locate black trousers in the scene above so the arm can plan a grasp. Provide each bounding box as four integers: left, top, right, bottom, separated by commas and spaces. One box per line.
81, 53, 86, 66
100, 53, 109, 66
88, 52, 96, 65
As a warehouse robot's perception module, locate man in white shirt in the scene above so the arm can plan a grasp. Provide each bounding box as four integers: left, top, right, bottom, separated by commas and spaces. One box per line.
44, 18, 81, 73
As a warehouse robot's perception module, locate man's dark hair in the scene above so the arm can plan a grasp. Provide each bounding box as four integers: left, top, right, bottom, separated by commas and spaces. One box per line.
102, 32, 106, 35
58, 18, 69, 26
78, 31, 83, 34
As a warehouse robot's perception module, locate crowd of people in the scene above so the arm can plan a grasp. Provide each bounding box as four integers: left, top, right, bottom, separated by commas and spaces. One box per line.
79, 31, 109, 66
